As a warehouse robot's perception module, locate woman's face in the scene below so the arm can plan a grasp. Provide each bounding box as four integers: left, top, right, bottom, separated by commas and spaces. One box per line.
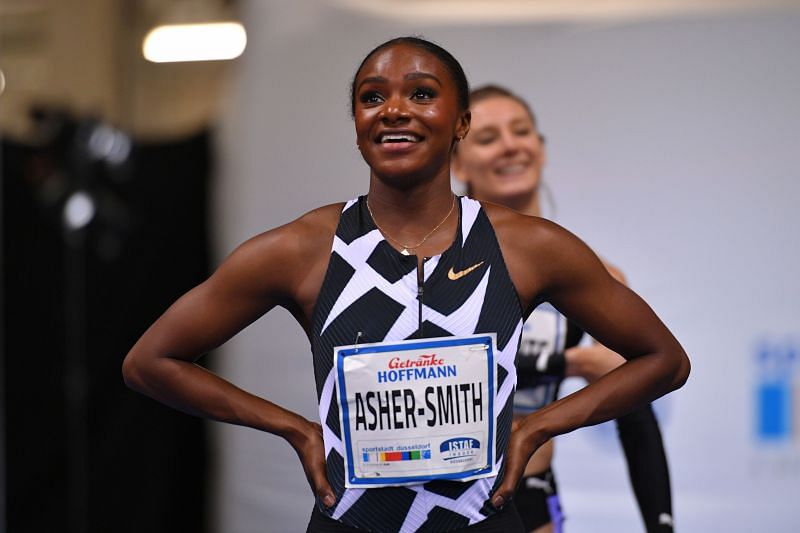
353, 43, 470, 186
453, 96, 545, 205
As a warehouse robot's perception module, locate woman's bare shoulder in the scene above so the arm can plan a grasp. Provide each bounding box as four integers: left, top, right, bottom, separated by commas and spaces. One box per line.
290, 202, 347, 243
479, 200, 606, 308
212, 202, 345, 295
479, 200, 565, 248
481, 201, 628, 286
236, 202, 345, 257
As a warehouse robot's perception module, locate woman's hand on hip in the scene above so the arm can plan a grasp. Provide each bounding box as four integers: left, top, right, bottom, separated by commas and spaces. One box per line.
492, 417, 546, 509
290, 419, 336, 508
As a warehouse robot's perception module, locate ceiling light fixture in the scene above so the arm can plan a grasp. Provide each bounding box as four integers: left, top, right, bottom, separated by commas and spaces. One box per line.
142, 22, 246, 63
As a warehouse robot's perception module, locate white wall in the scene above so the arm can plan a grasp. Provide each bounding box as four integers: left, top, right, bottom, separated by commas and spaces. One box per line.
214, 3, 800, 531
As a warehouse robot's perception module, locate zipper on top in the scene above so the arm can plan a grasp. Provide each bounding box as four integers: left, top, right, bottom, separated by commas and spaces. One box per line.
417, 257, 427, 338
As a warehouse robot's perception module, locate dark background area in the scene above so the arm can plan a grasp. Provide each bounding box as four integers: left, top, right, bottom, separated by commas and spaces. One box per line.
3, 123, 212, 532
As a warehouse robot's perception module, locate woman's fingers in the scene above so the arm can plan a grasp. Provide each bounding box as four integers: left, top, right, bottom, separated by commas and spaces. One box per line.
492, 427, 533, 508
300, 422, 336, 507
491, 456, 523, 508
310, 459, 335, 507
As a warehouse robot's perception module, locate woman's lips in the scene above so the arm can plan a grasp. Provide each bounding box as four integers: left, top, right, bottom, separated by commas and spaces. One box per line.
378, 141, 421, 153
493, 162, 530, 176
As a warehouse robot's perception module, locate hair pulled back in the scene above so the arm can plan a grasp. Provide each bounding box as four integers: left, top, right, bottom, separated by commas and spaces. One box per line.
468, 84, 539, 129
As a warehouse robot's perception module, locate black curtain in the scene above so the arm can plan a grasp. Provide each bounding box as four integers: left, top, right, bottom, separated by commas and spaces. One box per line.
3, 128, 211, 532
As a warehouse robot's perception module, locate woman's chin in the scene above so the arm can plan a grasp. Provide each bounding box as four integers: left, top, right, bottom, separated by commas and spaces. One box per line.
372, 167, 431, 191
490, 180, 537, 204
371, 160, 449, 190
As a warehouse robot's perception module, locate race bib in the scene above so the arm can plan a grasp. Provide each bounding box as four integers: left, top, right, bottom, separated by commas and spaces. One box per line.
334, 334, 497, 488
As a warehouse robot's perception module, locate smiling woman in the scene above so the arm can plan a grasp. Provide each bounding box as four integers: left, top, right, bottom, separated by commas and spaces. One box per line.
122, 36, 689, 533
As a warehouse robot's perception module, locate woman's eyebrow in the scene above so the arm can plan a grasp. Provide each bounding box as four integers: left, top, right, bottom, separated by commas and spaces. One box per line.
357, 72, 442, 92
405, 72, 441, 86
357, 76, 387, 91
473, 125, 498, 135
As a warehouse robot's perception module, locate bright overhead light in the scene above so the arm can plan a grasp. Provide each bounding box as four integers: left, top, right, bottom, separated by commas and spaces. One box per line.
142, 22, 246, 63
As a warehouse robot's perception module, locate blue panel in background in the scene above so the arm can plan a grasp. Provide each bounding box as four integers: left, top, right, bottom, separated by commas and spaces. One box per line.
757, 383, 790, 440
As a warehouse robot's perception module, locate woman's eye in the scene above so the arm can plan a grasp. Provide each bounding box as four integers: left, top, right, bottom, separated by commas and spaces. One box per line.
411, 87, 436, 100
474, 134, 497, 145
360, 91, 383, 104
514, 128, 532, 137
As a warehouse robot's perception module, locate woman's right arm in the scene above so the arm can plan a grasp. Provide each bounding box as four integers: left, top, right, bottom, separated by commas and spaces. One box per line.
122, 206, 339, 505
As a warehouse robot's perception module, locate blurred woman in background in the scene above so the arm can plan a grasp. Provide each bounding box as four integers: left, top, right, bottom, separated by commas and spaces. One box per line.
453, 85, 675, 533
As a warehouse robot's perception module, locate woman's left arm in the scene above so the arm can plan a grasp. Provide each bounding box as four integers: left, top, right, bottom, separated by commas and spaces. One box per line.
490, 213, 690, 508
564, 259, 627, 382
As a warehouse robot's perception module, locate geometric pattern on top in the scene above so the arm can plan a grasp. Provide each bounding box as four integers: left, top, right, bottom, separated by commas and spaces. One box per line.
310, 196, 524, 532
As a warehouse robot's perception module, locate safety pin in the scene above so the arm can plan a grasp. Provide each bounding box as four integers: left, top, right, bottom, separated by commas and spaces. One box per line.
353, 331, 364, 353
469, 344, 489, 351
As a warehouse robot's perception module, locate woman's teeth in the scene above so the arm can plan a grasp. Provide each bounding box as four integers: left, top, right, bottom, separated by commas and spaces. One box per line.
495, 164, 527, 175
380, 133, 421, 143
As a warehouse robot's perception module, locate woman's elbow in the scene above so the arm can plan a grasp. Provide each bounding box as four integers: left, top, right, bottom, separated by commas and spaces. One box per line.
671, 351, 691, 390
122, 352, 146, 392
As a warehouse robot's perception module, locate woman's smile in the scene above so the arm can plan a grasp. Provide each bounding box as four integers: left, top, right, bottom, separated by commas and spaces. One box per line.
374, 129, 425, 153
492, 159, 532, 177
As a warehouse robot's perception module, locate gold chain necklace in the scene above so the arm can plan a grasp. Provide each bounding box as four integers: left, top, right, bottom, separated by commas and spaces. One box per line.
366, 195, 456, 256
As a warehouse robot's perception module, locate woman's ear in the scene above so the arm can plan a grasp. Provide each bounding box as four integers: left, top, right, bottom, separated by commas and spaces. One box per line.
540, 139, 548, 169
456, 110, 471, 141
538, 132, 547, 168
452, 110, 471, 185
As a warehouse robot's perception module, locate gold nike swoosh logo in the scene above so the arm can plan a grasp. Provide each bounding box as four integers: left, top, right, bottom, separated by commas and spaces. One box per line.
448, 261, 485, 281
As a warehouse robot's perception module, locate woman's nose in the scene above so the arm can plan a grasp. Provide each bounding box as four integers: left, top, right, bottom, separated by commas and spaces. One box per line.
499, 132, 519, 154
380, 97, 410, 123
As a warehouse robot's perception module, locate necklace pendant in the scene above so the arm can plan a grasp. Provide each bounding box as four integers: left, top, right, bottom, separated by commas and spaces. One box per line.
400, 248, 411, 256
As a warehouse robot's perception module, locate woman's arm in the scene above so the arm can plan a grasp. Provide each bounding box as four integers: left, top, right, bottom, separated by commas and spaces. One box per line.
529, 225, 689, 433
487, 208, 690, 507
565, 342, 626, 382
565, 261, 675, 532
564, 259, 627, 381
122, 205, 340, 506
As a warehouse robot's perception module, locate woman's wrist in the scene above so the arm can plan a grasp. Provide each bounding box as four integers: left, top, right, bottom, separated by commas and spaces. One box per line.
280, 412, 315, 450
518, 412, 552, 451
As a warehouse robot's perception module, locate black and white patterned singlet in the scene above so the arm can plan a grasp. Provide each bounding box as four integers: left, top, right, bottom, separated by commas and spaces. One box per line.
310, 196, 524, 532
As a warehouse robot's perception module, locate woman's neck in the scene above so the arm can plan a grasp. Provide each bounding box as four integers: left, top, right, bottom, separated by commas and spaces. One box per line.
366, 172, 458, 257
367, 172, 454, 222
